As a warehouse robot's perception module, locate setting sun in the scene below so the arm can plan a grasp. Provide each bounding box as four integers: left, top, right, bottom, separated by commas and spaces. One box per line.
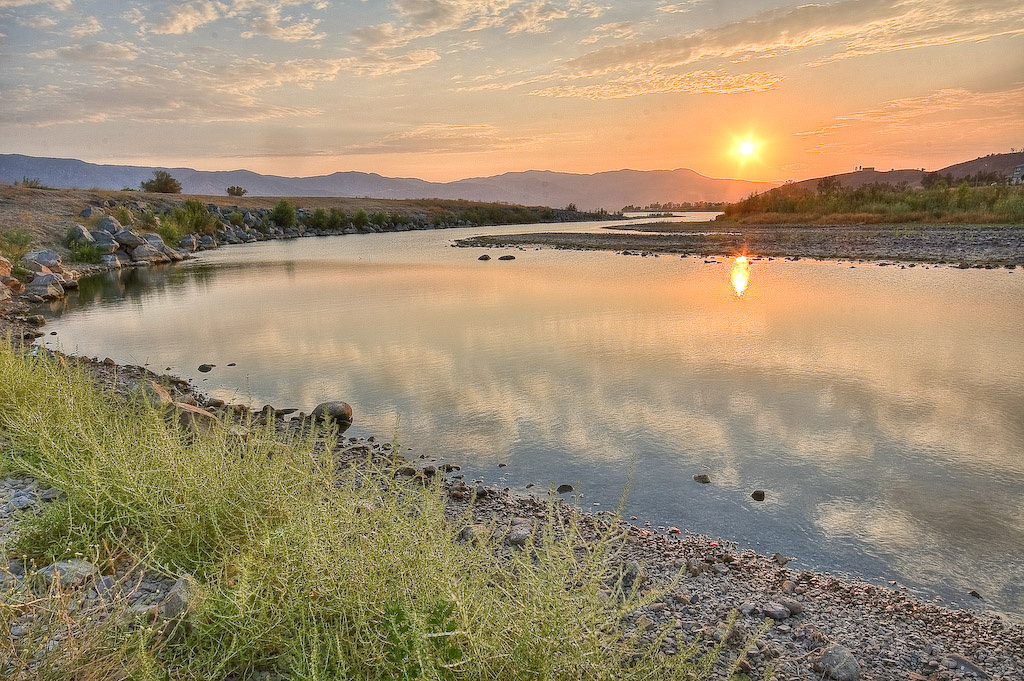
739, 141, 755, 157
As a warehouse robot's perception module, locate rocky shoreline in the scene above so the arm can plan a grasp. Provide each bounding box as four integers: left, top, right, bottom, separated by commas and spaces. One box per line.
2, 351, 1022, 681
2, 210, 1024, 680
454, 223, 1024, 267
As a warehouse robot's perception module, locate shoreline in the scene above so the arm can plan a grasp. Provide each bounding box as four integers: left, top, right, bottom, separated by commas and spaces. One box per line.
3, 212, 1024, 678
2, 350, 1022, 680
454, 223, 1024, 267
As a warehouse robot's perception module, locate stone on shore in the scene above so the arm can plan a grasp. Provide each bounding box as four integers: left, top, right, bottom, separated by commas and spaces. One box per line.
0, 255, 11, 278
131, 243, 170, 263
113, 229, 147, 248
24, 249, 62, 269
179, 234, 198, 252
312, 401, 353, 425
762, 602, 791, 620
66, 224, 95, 246
38, 559, 97, 586
174, 402, 220, 432
96, 215, 122, 233
813, 645, 861, 681
160, 575, 197, 618
24, 273, 64, 299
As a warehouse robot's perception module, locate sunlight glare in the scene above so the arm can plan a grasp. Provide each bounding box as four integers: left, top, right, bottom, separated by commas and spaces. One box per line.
731, 255, 750, 297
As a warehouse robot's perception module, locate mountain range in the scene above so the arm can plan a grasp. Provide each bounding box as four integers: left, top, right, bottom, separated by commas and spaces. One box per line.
0, 154, 775, 210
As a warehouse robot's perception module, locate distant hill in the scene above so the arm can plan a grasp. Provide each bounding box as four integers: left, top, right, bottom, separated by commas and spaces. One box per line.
787, 152, 1024, 192
0, 154, 776, 211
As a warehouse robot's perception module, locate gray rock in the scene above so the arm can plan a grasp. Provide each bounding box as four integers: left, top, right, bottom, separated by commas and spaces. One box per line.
311, 401, 353, 425
813, 645, 861, 680
142, 232, 166, 248
130, 243, 169, 263
497, 254, 516, 261
751, 490, 766, 501
38, 559, 97, 586
506, 525, 532, 546
101, 254, 123, 269
556, 483, 574, 493
96, 215, 122, 233
65, 224, 95, 246
24, 249, 62, 269
179, 234, 198, 252
24, 273, 64, 299
113, 229, 147, 248
80, 206, 102, 218
762, 602, 791, 620
778, 597, 804, 615
693, 473, 711, 484
619, 561, 646, 591
160, 575, 197, 618
478, 254, 491, 260
198, 235, 218, 250
11, 492, 36, 510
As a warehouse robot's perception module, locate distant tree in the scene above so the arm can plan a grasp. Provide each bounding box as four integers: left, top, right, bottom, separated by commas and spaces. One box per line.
271, 199, 296, 228
226, 185, 248, 197
307, 207, 328, 230
565, 203, 578, 212
140, 170, 182, 193
352, 209, 369, 228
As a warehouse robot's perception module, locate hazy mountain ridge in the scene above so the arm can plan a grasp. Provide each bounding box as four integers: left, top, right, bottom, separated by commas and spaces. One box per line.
787, 152, 1024, 192
0, 154, 775, 210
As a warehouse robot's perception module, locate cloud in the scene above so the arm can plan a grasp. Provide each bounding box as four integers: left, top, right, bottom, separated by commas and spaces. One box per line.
530, 69, 785, 99
66, 16, 102, 37
0, 0, 73, 8
149, 0, 225, 35
4, 55, 353, 126
566, 0, 1024, 77
656, 1, 704, 13
122, 8, 144, 24
579, 21, 636, 45
15, 15, 58, 28
56, 41, 140, 62
505, 1, 568, 34
240, 6, 325, 41
345, 123, 544, 154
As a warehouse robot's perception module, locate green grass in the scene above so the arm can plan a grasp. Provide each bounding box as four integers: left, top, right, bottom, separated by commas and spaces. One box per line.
0, 342, 735, 680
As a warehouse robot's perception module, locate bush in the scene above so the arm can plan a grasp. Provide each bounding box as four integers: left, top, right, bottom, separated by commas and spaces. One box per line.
305, 207, 328, 230
328, 207, 347, 230
140, 170, 182, 194
352, 208, 369, 229
0, 344, 731, 680
0, 228, 33, 262
271, 199, 296, 228
113, 205, 134, 226
157, 199, 219, 243
226, 186, 248, 197
227, 211, 244, 227
69, 243, 103, 264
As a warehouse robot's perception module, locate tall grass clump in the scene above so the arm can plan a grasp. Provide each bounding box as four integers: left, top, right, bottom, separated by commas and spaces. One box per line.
157, 200, 219, 244
0, 228, 34, 262
0, 342, 723, 680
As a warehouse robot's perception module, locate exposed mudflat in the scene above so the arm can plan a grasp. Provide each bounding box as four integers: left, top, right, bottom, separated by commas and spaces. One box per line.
455, 223, 1024, 266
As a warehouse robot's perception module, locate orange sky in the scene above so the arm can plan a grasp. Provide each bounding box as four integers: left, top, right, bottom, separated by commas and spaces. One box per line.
1, 1, 1022, 182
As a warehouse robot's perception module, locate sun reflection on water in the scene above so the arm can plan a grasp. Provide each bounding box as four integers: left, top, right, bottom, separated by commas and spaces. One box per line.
731, 255, 750, 296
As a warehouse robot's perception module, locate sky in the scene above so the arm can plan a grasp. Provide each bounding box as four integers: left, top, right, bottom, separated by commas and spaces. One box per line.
1, 0, 1022, 182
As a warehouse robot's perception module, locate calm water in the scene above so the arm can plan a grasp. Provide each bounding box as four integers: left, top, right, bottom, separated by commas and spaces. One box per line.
35, 218, 1024, 619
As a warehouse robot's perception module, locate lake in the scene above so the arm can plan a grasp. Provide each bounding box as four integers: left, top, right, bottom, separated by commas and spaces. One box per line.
35, 217, 1024, 620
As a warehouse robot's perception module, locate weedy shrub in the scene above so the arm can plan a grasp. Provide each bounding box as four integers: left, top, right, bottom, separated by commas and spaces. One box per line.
271, 200, 296, 228
227, 211, 244, 228
112, 206, 134, 226
158, 200, 218, 244
0, 228, 33, 264
0, 342, 737, 680
69, 243, 103, 264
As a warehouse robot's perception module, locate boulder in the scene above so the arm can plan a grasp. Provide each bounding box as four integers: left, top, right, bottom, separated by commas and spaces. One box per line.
498, 255, 516, 261
22, 260, 52, 274
24, 249, 62, 269
159, 575, 197, 618
693, 473, 711, 484
113, 229, 147, 248
311, 401, 353, 425
143, 232, 167, 248
0, 255, 11, 278
80, 206, 103, 218
24, 273, 64, 299
179, 234, 198, 252
198, 235, 217, 250
66, 224, 95, 246
95, 215, 122, 233
130, 243, 170, 263
813, 645, 861, 681
478, 254, 491, 261
101, 254, 122, 269
38, 559, 97, 586
2, 276, 25, 293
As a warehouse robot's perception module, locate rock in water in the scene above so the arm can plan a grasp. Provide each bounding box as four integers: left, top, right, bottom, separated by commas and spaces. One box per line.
498, 254, 516, 261
478, 254, 491, 260
24, 273, 64, 300
556, 483, 574, 493
813, 645, 861, 680
751, 490, 766, 501
693, 473, 711, 484
197, 364, 214, 373
312, 401, 354, 425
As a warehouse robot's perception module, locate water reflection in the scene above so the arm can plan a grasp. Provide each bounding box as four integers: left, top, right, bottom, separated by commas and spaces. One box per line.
37, 236, 1024, 619
731, 255, 750, 296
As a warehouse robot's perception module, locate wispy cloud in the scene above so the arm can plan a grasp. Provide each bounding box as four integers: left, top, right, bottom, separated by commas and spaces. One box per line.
15, 14, 57, 28
65, 16, 102, 37
345, 123, 545, 155
56, 41, 141, 62
149, 0, 224, 35
0, 0, 74, 9
530, 69, 784, 99
147, 0, 328, 41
